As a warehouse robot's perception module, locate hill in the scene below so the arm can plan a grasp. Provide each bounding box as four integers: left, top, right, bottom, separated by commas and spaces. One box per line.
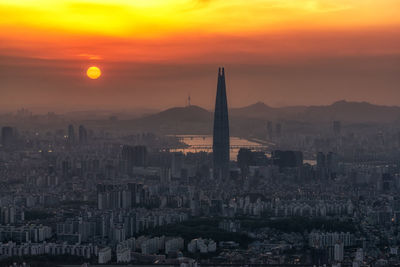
300, 100, 400, 123
130, 100, 400, 135
133, 105, 212, 134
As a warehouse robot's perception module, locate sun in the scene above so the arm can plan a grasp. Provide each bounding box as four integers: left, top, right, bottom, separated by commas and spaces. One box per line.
87, 66, 101, 79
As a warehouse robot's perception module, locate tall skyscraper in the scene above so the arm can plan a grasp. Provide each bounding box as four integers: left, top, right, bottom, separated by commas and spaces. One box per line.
133, 145, 147, 167
213, 67, 230, 179
333, 121, 341, 136
276, 123, 282, 137
266, 121, 273, 140
79, 125, 88, 144
122, 145, 148, 174
122, 145, 135, 174
68, 124, 75, 145
316, 151, 327, 179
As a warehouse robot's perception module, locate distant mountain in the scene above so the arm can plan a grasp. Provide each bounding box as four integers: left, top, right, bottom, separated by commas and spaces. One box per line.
301, 100, 400, 123
130, 100, 400, 135
64, 108, 159, 120
231, 102, 274, 118
231, 102, 306, 119
231, 100, 400, 123
133, 105, 212, 134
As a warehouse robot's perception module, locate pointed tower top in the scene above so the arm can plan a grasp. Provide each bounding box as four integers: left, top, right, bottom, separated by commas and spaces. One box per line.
218, 67, 225, 77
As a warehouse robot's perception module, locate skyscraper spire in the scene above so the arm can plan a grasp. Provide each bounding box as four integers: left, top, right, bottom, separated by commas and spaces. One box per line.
213, 67, 230, 180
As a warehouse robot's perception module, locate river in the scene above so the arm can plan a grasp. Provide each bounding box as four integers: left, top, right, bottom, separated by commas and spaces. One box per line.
171, 135, 267, 160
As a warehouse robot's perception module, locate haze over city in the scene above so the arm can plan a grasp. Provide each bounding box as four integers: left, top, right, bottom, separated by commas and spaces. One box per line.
2, 1, 400, 267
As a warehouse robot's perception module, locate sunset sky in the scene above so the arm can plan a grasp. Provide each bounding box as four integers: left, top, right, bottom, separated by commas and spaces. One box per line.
1, 0, 399, 111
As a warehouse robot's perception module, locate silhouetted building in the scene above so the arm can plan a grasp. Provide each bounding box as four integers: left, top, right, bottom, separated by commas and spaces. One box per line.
237, 148, 253, 177
122, 145, 135, 174
317, 151, 338, 179
381, 173, 394, 192
68, 125, 75, 145
237, 148, 268, 177
133, 145, 147, 167
276, 123, 282, 137
213, 67, 230, 180
121, 145, 148, 173
327, 152, 338, 178
272, 150, 303, 171
160, 167, 171, 184
333, 121, 341, 136
62, 158, 72, 178
267, 121, 273, 139
79, 125, 88, 144
172, 152, 184, 178
1, 127, 14, 149
316, 152, 327, 179
97, 183, 146, 210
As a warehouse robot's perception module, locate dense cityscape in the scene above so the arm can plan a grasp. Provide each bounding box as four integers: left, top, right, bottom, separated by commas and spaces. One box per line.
0, 68, 400, 267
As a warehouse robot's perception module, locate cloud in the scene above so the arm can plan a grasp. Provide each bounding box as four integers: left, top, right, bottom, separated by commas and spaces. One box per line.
77, 53, 103, 60
301, 0, 352, 13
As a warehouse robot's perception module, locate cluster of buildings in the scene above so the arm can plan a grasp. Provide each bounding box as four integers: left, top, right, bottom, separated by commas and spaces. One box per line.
187, 238, 216, 254
98, 235, 185, 264
0, 225, 51, 243
0, 241, 97, 259
2, 69, 400, 266
308, 231, 354, 248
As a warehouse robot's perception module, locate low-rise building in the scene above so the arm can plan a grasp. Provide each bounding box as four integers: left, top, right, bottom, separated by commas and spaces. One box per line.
98, 247, 111, 264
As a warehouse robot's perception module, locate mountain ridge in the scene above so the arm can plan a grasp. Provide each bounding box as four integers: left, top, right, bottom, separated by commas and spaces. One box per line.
130, 100, 400, 134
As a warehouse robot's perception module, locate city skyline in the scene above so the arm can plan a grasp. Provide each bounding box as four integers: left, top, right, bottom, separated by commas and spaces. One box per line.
2, 1, 400, 267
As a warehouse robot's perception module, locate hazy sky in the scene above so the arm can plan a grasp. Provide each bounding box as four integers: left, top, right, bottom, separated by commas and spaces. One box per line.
0, 0, 399, 111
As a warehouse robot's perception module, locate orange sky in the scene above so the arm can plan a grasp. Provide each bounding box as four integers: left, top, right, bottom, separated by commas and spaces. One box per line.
0, 0, 400, 111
